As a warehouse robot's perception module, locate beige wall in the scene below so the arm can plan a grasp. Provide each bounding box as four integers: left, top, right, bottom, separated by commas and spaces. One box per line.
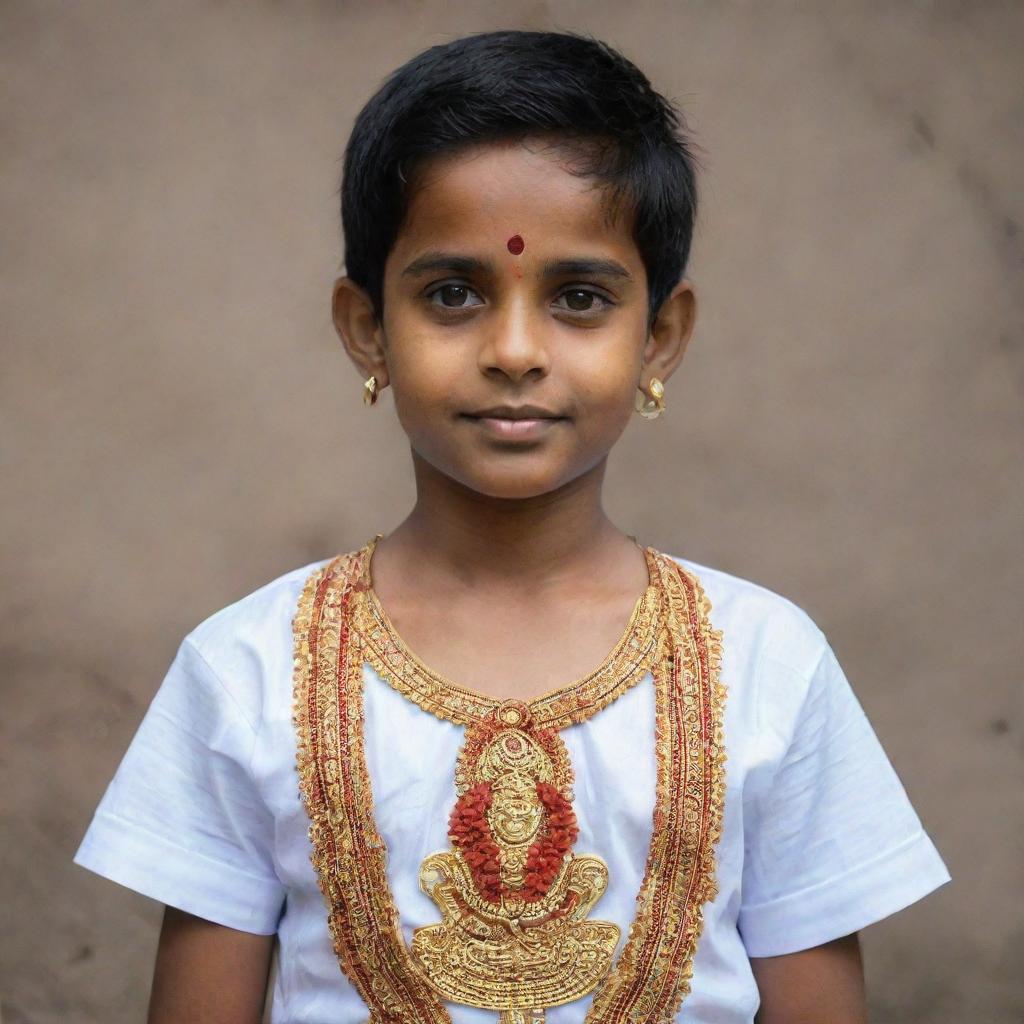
3, 2, 1021, 1020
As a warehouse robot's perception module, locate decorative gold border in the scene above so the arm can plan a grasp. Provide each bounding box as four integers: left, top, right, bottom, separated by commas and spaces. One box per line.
586, 551, 728, 1020
293, 550, 448, 1021
354, 538, 665, 730
293, 540, 727, 1021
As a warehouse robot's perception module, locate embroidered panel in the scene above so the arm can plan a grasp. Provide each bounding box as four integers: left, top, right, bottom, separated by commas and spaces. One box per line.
414, 699, 621, 1011
293, 539, 727, 1023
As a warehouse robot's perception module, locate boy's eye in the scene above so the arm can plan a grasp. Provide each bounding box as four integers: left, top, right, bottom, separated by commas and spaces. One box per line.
553, 288, 613, 314
429, 284, 484, 309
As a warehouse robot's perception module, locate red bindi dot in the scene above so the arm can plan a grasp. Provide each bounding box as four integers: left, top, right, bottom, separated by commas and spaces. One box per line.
507, 234, 525, 255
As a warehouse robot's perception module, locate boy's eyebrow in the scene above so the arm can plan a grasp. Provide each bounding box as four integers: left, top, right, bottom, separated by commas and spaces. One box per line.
400, 253, 634, 281
401, 252, 493, 277
541, 258, 633, 280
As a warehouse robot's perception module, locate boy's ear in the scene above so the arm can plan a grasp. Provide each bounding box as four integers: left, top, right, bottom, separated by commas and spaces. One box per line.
641, 279, 697, 386
332, 277, 390, 390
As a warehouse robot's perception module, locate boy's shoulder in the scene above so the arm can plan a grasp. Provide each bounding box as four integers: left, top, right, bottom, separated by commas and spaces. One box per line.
147, 556, 338, 734
664, 552, 829, 679
184, 555, 335, 667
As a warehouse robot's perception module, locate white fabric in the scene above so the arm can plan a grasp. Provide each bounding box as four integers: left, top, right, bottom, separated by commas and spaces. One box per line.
74, 555, 950, 1023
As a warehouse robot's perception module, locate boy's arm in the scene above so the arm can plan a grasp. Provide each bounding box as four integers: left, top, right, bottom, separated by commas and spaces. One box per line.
751, 932, 868, 1024
148, 906, 275, 1024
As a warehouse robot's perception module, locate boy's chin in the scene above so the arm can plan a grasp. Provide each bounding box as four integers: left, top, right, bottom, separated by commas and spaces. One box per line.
468, 478, 570, 502
435, 457, 592, 503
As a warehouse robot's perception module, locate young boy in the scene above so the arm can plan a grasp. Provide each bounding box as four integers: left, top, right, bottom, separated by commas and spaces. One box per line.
74, 31, 950, 1023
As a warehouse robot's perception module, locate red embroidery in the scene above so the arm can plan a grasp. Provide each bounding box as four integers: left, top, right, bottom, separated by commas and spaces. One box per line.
448, 782, 504, 902
522, 783, 579, 901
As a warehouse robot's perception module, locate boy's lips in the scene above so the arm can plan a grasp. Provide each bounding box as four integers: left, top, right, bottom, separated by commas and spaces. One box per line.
461, 404, 568, 441
469, 416, 563, 440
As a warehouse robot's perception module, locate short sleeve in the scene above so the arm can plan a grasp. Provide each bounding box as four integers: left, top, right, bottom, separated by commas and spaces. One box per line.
73, 638, 285, 934
738, 640, 951, 957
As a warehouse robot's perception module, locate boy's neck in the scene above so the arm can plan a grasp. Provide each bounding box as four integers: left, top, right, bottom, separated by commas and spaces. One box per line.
383, 451, 634, 592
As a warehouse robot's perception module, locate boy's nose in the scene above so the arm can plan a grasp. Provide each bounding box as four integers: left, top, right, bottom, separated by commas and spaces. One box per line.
478, 304, 551, 381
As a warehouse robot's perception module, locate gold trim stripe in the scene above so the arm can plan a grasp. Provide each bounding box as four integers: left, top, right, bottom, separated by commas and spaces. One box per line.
294, 550, 448, 1020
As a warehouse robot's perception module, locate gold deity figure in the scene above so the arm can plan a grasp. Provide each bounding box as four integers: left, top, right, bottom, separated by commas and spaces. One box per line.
411, 702, 620, 1023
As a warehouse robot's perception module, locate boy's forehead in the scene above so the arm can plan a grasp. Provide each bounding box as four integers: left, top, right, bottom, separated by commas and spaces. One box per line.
395, 141, 637, 259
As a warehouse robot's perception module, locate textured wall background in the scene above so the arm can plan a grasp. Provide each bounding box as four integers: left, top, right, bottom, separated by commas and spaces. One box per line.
2, 2, 1021, 1021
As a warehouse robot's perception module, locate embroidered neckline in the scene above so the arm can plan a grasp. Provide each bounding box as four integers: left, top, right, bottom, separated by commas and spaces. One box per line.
355, 536, 664, 729
292, 540, 728, 1023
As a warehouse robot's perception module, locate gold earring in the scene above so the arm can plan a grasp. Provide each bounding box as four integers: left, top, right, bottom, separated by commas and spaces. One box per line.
635, 377, 666, 419
362, 375, 379, 406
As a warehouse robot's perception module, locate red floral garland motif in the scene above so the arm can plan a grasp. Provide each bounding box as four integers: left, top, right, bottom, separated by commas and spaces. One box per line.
522, 782, 579, 902
447, 779, 579, 905
448, 782, 505, 902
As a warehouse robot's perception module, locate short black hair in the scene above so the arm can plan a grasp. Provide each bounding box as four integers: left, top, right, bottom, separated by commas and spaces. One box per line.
341, 31, 700, 324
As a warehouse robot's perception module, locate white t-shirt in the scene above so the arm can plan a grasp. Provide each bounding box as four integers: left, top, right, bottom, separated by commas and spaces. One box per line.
74, 553, 950, 1023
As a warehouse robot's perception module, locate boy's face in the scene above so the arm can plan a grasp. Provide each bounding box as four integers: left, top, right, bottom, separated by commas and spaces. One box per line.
338, 140, 694, 501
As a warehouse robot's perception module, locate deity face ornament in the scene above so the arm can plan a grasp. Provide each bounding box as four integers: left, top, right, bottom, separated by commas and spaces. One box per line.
488, 773, 543, 845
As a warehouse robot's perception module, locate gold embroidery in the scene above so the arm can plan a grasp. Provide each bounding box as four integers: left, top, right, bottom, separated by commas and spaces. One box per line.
412, 700, 620, 1016
586, 553, 727, 1021
293, 553, 448, 1021
293, 538, 727, 1022
354, 539, 664, 730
